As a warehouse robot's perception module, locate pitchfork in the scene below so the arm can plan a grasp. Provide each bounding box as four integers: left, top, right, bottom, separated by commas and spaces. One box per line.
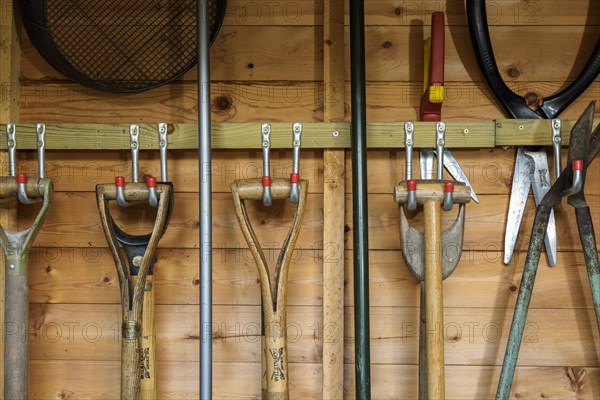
0, 124, 53, 400
96, 124, 173, 400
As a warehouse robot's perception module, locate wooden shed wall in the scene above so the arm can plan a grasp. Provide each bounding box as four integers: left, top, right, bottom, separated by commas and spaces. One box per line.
0, 0, 599, 399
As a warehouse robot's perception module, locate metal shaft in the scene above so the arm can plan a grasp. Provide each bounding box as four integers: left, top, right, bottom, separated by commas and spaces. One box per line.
198, 0, 213, 398
496, 206, 551, 400
350, 0, 371, 397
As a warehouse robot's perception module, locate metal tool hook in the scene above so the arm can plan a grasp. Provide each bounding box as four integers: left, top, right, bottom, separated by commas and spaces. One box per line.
158, 123, 168, 182
570, 160, 584, 195
262, 124, 272, 206
290, 123, 302, 204
147, 177, 158, 207
436, 122, 445, 180
115, 176, 131, 207
405, 122, 417, 211
6, 123, 16, 177
552, 119, 562, 179
130, 125, 140, 183
37, 123, 46, 179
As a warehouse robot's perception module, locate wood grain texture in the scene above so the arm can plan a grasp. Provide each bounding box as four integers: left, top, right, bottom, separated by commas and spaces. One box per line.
28, 361, 600, 400
27, 248, 599, 311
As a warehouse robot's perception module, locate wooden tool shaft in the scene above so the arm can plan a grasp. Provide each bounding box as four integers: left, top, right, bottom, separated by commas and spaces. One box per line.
233, 178, 294, 200
0, 176, 46, 199
262, 311, 288, 400
424, 201, 445, 400
4, 273, 29, 400
139, 276, 157, 400
121, 322, 142, 400
394, 180, 471, 204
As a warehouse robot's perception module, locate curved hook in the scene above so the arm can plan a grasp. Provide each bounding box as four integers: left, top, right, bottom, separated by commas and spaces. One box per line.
115, 176, 132, 207
147, 177, 159, 207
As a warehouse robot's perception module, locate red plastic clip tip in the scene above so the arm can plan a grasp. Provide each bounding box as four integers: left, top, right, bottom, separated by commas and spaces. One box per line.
290, 173, 300, 184
146, 177, 157, 188
444, 181, 455, 193
262, 176, 272, 187
573, 160, 584, 171
407, 179, 417, 191
115, 176, 125, 187
16, 173, 27, 184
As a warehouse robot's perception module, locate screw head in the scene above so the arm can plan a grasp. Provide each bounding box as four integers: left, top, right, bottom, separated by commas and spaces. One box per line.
518, 125, 524, 130
406, 124, 413, 132
38, 140, 44, 147
406, 139, 413, 146
332, 130, 340, 137
9, 264, 14, 269
554, 136, 561, 143
132, 127, 138, 135
497, 122, 503, 128
262, 125, 269, 133
438, 139, 444, 145
463, 128, 469, 134
263, 141, 269, 148
159, 140, 166, 147
131, 143, 138, 150
293, 140, 300, 146
293, 124, 301, 133
553, 121, 560, 129
437, 124, 445, 132
132, 256, 143, 268
8, 140, 14, 147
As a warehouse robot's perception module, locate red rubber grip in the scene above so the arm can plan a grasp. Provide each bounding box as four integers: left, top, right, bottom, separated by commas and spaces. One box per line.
572, 160, 584, 171
16, 173, 27, 184
262, 176, 272, 187
407, 179, 417, 191
444, 181, 455, 192
115, 176, 125, 187
146, 177, 157, 188
290, 173, 300, 184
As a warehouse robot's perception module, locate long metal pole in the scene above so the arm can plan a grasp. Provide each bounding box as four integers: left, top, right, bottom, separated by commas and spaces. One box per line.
349, 0, 371, 397
198, 0, 212, 398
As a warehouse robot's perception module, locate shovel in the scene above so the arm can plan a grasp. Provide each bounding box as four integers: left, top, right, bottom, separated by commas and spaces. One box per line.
96, 125, 173, 400
1, 124, 53, 400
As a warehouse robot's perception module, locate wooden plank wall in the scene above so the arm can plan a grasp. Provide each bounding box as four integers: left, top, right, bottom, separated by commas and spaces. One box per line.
5, 0, 600, 398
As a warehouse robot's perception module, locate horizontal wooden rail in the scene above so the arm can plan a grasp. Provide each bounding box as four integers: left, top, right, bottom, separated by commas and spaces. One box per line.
0, 119, 590, 150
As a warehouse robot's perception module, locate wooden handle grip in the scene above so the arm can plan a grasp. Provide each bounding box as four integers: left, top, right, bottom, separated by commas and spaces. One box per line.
139, 276, 157, 400
262, 319, 289, 400
98, 182, 171, 202
0, 176, 46, 199
121, 322, 142, 400
231, 178, 307, 201
394, 180, 471, 204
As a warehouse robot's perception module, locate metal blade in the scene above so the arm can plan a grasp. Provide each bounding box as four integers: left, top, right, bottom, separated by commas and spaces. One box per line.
504, 147, 533, 265
524, 149, 557, 267
419, 149, 435, 179
433, 149, 479, 203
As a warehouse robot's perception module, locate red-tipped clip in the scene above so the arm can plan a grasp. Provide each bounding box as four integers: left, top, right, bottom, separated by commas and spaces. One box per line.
290, 173, 300, 184
262, 176, 272, 187
444, 181, 455, 192
571, 160, 584, 195
146, 176, 157, 188
406, 179, 417, 211
115, 176, 125, 187
442, 181, 454, 211
17, 173, 27, 184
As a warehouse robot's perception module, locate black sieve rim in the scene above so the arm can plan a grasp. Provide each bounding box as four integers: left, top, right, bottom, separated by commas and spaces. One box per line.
20, 0, 227, 93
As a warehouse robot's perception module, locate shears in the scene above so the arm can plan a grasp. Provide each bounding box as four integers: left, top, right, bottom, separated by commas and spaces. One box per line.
467, 0, 600, 266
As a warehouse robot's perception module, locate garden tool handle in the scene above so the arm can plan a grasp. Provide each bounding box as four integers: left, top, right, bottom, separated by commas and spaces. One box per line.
263, 315, 289, 400
139, 275, 158, 400
4, 270, 29, 400
574, 207, 600, 333
423, 200, 445, 400
233, 178, 298, 201
394, 180, 471, 204
420, 12, 445, 122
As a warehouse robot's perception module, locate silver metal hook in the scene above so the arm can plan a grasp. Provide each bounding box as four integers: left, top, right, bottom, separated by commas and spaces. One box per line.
570, 160, 584, 195
36, 123, 46, 179
407, 179, 417, 211
436, 122, 445, 180
158, 123, 168, 182
405, 122, 414, 180
442, 182, 454, 211
147, 177, 159, 207
115, 176, 132, 207
130, 125, 140, 183
6, 123, 16, 177
290, 122, 302, 204
552, 119, 562, 179
261, 123, 272, 206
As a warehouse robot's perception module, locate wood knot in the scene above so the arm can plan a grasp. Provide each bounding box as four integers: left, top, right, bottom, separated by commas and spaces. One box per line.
45, 265, 52, 273
506, 65, 520, 78
382, 41, 392, 49
394, 7, 402, 16
524, 92, 543, 111
193, 278, 200, 286
247, 62, 254, 70
103, 276, 110, 284
509, 285, 518, 292
56, 390, 74, 399
325, 39, 332, 46
213, 95, 232, 112
344, 224, 351, 233
190, 220, 200, 229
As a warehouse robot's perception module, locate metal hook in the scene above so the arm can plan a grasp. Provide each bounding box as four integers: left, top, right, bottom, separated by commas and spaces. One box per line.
115, 176, 132, 207
442, 181, 454, 211
130, 125, 140, 183
147, 177, 158, 207
36, 123, 46, 179
405, 122, 414, 180
552, 119, 562, 179
407, 179, 417, 211
571, 160, 584, 195
158, 123, 168, 182
6, 123, 16, 177
436, 122, 445, 180
261, 123, 272, 206
290, 122, 302, 204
